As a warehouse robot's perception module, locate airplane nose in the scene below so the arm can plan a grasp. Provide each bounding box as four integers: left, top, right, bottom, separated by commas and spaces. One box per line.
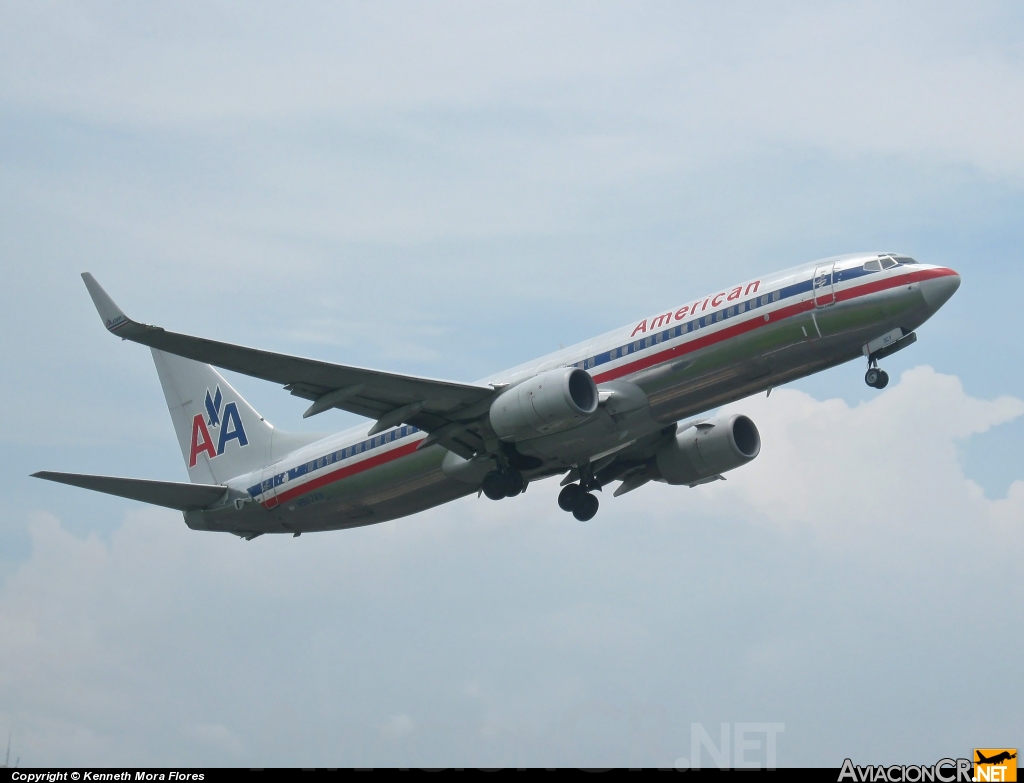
921, 268, 961, 310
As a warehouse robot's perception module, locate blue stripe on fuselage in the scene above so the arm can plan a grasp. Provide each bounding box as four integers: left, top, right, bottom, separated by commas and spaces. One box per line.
246, 258, 910, 502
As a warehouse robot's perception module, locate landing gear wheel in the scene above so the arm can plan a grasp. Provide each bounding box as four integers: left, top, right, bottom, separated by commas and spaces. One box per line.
865, 368, 881, 388
482, 470, 524, 500
558, 483, 583, 512
572, 492, 599, 522
482, 471, 509, 500
505, 470, 525, 497
875, 370, 889, 389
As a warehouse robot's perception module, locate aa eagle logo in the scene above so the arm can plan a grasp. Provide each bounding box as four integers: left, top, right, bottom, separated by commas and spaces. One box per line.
188, 386, 249, 467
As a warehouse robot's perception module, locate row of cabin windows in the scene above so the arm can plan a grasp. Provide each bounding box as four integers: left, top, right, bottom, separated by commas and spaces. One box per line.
575, 289, 783, 370
256, 258, 922, 495
258, 424, 421, 488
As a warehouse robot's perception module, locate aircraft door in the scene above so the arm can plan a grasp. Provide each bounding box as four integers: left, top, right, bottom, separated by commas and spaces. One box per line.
260, 467, 281, 509
812, 262, 836, 307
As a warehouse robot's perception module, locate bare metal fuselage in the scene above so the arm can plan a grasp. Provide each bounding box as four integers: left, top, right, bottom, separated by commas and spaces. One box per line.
188, 253, 959, 536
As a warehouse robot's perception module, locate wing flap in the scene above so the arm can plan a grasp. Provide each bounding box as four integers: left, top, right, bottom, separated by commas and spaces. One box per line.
32, 471, 228, 511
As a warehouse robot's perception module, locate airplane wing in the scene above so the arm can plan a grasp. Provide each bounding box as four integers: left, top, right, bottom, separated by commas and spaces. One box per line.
81, 274, 496, 458
32, 471, 228, 511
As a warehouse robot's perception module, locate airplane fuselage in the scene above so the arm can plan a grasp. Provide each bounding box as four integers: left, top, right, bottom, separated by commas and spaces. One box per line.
187, 252, 960, 537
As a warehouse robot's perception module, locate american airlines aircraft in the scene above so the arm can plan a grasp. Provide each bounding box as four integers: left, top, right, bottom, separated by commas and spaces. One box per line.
34, 253, 959, 537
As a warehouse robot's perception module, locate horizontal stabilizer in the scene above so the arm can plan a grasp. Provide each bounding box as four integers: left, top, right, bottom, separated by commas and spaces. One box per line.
32, 471, 227, 511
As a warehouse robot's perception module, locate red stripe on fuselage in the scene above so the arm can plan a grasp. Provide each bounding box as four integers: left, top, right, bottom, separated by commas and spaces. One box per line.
592, 268, 938, 384
262, 266, 954, 505
833, 266, 952, 303
262, 439, 425, 508
592, 297, 815, 383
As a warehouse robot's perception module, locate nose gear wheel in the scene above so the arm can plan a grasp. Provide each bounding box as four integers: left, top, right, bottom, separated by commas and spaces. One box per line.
865, 367, 889, 389
865, 356, 889, 389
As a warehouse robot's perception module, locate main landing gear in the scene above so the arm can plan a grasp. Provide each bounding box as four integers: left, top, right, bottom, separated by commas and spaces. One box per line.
557, 482, 600, 522
865, 359, 889, 390
482, 469, 525, 500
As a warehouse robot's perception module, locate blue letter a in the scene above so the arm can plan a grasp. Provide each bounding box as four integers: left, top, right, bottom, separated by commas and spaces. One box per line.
217, 402, 249, 455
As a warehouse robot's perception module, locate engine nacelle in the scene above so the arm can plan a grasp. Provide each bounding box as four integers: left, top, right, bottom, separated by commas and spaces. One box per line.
490, 367, 599, 442
656, 414, 761, 485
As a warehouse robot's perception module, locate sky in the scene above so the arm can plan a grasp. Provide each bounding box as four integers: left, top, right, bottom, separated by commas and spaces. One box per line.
1, 0, 1022, 768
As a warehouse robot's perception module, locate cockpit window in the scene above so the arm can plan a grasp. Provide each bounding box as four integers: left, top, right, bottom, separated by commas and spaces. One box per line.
893, 255, 919, 265
863, 259, 882, 272
880, 256, 898, 270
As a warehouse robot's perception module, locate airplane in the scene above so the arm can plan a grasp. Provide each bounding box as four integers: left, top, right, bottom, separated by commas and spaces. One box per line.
976, 751, 1016, 765
33, 252, 960, 538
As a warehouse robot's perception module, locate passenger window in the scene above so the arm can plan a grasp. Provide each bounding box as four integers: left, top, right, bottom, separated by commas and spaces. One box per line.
863, 259, 882, 272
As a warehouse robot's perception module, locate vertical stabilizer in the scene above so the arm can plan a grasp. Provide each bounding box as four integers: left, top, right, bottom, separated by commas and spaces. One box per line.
151, 349, 321, 484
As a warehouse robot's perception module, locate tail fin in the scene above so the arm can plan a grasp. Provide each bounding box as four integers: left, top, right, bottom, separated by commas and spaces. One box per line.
151, 349, 322, 483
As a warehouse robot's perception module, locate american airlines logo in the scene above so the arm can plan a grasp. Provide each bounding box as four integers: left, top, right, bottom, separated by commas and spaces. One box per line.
632, 280, 762, 337
188, 386, 249, 467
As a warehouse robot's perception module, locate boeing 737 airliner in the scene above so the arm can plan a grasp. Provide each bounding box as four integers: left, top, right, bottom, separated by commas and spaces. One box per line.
34, 253, 959, 536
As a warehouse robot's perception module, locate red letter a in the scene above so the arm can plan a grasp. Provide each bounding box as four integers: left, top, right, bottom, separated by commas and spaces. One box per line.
189, 414, 217, 467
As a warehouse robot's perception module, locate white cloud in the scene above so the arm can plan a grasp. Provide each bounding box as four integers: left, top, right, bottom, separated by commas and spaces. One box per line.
1, 366, 1021, 766
714, 366, 1024, 544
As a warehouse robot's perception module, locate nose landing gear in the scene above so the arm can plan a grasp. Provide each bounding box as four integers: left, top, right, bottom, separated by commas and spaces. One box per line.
865, 360, 889, 389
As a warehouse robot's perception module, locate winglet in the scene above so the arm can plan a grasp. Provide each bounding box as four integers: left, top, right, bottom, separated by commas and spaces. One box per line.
81, 273, 131, 333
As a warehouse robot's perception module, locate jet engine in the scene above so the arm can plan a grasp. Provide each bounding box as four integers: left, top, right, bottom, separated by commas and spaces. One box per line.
656, 414, 760, 485
490, 367, 599, 442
